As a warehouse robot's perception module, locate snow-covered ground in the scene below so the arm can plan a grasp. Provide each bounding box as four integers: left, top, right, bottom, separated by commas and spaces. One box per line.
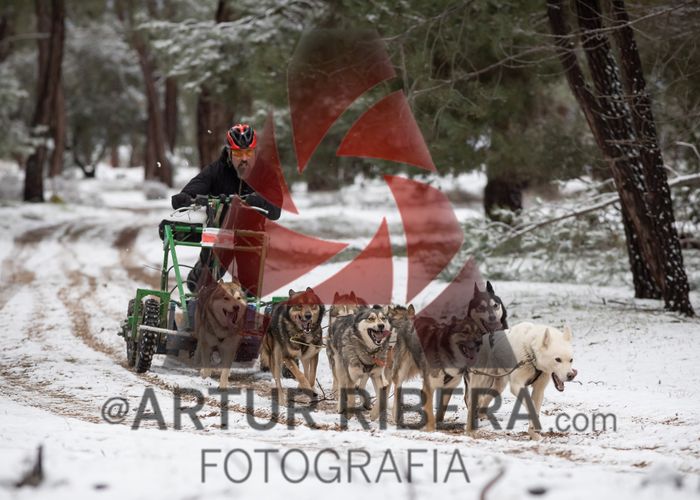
1, 163, 699, 499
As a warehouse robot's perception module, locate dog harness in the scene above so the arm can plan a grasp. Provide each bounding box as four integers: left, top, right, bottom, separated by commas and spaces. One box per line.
468, 345, 542, 384
290, 336, 323, 349
442, 367, 468, 385
360, 356, 386, 373
525, 369, 543, 386
359, 345, 387, 372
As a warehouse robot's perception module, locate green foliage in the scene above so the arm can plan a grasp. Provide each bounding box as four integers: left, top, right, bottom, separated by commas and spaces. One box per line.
2, 0, 698, 200
266, 0, 599, 185
143, 1, 325, 100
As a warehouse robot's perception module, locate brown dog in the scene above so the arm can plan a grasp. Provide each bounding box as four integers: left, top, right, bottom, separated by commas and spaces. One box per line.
193, 279, 247, 389
265, 288, 325, 397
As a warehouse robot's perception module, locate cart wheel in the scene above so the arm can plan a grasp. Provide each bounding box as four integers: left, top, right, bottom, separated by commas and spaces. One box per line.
135, 298, 160, 373
125, 299, 137, 367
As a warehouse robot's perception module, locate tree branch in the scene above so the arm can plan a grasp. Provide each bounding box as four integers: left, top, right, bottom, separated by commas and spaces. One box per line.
488, 173, 700, 253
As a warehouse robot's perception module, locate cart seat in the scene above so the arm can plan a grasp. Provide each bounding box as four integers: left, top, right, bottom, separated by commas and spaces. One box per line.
159, 207, 207, 242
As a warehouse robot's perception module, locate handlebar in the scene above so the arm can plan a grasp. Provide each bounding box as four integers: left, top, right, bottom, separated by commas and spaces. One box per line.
187, 194, 268, 215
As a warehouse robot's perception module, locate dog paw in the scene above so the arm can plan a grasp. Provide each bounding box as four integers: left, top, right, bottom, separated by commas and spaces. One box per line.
528, 429, 542, 441
200, 369, 212, 379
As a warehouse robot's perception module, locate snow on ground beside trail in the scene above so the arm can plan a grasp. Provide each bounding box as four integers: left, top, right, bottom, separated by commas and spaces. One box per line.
0, 166, 699, 499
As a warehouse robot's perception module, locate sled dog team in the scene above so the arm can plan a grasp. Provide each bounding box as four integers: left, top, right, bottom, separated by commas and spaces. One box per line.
195, 279, 577, 439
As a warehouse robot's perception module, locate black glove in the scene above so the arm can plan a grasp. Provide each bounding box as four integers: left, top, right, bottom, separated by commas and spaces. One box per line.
171, 192, 193, 209
245, 193, 266, 209
246, 193, 281, 220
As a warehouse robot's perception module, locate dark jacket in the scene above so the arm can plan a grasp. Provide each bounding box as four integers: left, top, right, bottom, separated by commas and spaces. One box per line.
171, 148, 281, 220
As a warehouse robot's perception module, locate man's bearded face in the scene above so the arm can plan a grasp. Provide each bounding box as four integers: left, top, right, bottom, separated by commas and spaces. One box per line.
230, 148, 256, 179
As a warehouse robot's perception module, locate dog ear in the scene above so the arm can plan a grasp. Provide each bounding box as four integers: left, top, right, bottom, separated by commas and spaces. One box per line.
407, 304, 416, 318
486, 281, 495, 294
350, 291, 356, 300
563, 325, 572, 341
542, 328, 550, 348
333, 291, 340, 302
306, 286, 314, 293
288, 289, 295, 297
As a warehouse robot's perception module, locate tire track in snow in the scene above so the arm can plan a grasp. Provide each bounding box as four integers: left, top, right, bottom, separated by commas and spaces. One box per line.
9, 216, 688, 473
58, 266, 323, 430
114, 226, 160, 289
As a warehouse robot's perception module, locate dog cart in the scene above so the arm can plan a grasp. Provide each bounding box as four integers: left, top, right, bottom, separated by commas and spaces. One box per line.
117, 195, 275, 373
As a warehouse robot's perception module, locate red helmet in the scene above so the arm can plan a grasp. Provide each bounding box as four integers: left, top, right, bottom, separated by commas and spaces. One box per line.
226, 123, 257, 150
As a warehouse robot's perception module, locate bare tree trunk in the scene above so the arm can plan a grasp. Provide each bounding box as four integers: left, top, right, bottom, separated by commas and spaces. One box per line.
144, 104, 157, 179
484, 176, 525, 222
137, 43, 172, 185
110, 143, 119, 168
0, 12, 13, 62
620, 209, 660, 299
49, 80, 65, 177
24, 0, 65, 202
196, 87, 235, 167
573, 0, 661, 280
195, 0, 236, 168
610, 0, 693, 314
164, 76, 178, 152
116, 0, 173, 186
36, 2, 50, 77
546, 0, 694, 315
548, 0, 659, 294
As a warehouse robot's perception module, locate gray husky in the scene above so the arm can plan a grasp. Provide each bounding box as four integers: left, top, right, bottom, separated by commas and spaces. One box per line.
264, 287, 325, 396
391, 281, 508, 431
326, 292, 368, 395
329, 305, 392, 419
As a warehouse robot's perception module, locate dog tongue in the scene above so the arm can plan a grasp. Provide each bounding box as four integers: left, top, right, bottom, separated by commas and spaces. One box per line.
227, 312, 237, 326
552, 373, 565, 392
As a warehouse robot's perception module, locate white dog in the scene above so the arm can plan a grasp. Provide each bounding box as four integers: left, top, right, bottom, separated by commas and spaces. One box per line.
466, 322, 577, 440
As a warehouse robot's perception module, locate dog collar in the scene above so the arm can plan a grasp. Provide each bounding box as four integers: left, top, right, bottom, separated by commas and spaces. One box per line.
525, 369, 543, 386
371, 356, 385, 367
361, 356, 385, 373
367, 344, 384, 356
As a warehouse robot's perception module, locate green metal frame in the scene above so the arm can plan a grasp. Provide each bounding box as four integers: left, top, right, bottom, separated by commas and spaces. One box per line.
123, 196, 270, 346
162, 223, 200, 329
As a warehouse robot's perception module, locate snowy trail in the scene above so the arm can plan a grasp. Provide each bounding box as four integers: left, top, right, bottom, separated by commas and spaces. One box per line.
1, 199, 699, 499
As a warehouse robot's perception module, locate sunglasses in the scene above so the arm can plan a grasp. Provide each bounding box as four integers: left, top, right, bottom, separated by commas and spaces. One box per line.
231, 149, 255, 160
